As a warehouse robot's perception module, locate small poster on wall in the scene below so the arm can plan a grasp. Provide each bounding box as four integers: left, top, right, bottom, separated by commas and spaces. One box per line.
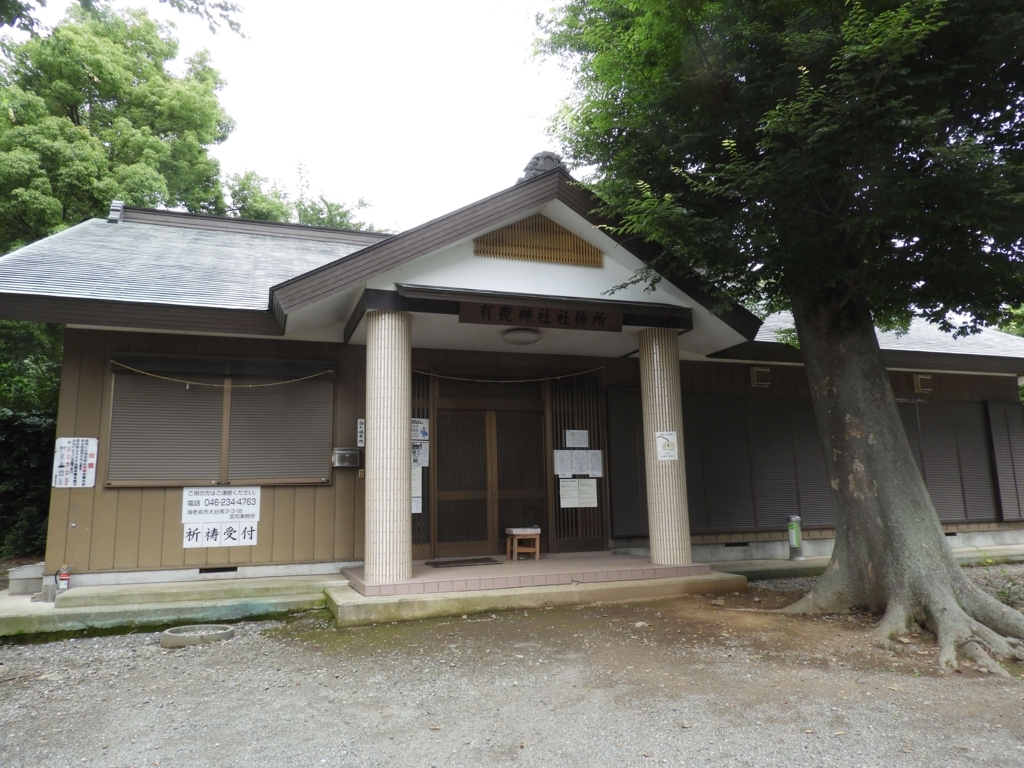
577, 478, 599, 508
52, 438, 98, 488
412, 440, 430, 467
565, 430, 589, 448
559, 478, 580, 508
656, 431, 678, 460
412, 418, 430, 441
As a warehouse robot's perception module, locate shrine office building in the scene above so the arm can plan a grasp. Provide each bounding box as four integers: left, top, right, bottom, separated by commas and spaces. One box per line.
4, 156, 1024, 587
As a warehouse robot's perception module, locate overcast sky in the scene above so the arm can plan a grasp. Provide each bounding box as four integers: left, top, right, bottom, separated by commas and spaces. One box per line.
23, 1, 576, 231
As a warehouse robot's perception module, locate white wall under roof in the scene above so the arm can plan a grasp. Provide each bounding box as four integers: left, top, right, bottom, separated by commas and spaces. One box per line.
358, 199, 748, 357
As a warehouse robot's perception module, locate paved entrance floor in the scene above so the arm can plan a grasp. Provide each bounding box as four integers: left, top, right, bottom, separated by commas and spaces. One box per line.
343, 552, 710, 596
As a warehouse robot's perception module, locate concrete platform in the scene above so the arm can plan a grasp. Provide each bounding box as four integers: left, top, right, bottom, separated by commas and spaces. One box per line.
343, 552, 710, 596
4, 543, 1021, 638
327, 571, 747, 628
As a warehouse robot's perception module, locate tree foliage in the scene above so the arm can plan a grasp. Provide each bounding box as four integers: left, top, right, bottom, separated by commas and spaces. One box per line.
0, 409, 55, 557
225, 167, 377, 231
540, 0, 1024, 332
541, 0, 1024, 672
0, 0, 242, 35
0, 6, 234, 252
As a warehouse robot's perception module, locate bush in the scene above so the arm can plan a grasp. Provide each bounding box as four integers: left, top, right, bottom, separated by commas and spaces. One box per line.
0, 409, 55, 557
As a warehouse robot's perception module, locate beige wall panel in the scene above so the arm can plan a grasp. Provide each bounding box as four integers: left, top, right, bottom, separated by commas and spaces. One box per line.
249, 487, 274, 564
64, 331, 108, 573
272, 486, 296, 563
293, 485, 316, 561
228, 538, 254, 565
110, 488, 143, 570
183, 538, 208, 567
313, 483, 336, 561
45, 330, 83, 573
161, 488, 185, 568
205, 536, 231, 565
332, 469, 355, 560
136, 488, 166, 569
88, 334, 119, 570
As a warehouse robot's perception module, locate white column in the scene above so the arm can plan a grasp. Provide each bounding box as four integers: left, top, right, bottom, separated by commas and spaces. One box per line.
364, 309, 412, 583
638, 327, 692, 565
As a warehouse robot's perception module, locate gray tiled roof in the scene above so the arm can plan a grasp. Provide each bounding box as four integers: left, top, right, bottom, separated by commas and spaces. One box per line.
757, 311, 1024, 359
0, 219, 369, 311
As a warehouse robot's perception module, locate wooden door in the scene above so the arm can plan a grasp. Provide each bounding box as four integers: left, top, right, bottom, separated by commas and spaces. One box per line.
434, 409, 548, 557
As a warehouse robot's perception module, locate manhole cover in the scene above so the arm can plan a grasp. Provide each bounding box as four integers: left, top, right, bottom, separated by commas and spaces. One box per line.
161, 624, 234, 649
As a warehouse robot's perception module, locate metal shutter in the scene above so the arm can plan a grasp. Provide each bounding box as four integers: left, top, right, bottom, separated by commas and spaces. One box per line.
108, 374, 223, 482
606, 387, 648, 538
791, 399, 835, 527
985, 402, 1024, 521
952, 402, 998, 521
917, 402, 967, 521
700, 394, 756, 530
746, 397, 799, 529
898, 402, 926, 479
682, 393, 707, 533
1004, 404, 1024, 521
227, 379, 332, 480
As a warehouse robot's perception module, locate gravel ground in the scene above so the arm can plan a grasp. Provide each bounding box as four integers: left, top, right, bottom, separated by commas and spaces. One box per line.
2, 585, 1023, 768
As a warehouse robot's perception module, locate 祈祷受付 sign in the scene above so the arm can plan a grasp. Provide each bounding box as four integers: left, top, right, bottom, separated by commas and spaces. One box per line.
459, 302, 623, 332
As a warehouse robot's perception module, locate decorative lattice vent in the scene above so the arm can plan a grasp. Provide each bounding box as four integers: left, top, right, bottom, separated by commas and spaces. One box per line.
473, 214, 602, 267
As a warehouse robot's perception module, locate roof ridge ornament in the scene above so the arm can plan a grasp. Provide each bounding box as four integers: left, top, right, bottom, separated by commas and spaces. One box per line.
517, 152, 567, 183
107, 200, 125, 224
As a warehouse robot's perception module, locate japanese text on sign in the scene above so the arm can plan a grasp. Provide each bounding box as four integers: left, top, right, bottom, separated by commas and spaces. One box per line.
52, 438, 98, 488
183, 521, 258, 549
182, 487, 261, 524
459, 302, 623, 333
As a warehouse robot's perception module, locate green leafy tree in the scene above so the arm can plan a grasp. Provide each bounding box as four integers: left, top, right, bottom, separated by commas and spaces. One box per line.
0, 6, 234, 252
0, 0, 242, 35
542, 0, 1024, 672
225, 166, 381, 231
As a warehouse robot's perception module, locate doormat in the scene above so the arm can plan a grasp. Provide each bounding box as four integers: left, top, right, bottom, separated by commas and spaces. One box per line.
425, 557, 502, 568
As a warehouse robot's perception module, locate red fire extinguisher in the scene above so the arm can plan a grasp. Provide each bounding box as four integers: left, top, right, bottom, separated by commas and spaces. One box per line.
57, 565, 71, 591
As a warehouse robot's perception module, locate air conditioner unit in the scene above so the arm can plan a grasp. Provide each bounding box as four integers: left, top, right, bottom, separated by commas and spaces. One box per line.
332, 448, 361, 468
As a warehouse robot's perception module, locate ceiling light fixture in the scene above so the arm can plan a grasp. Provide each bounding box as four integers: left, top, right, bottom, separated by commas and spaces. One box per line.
501, 327, 541, 346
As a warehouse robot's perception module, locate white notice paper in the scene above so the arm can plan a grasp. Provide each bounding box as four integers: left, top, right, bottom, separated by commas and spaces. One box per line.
52, 437, 98, 488
182, 487, 260, 524
357, 418, 365, 448
412, 440, 430, 468
411, 465, 423, 498
412, 496, 423, 515
559, 478, 580, 508
553, 450, 573, 477
656, 431, 679, 461
412, 418, 430, 441
578, 478, 599, 508
565, 430, 589, 448
586, 450, 603, 477
571, 450, 590, 476
184, 520, 258, 549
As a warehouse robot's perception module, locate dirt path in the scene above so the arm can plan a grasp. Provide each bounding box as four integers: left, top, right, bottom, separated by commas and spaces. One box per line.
2, 585, 1022, 767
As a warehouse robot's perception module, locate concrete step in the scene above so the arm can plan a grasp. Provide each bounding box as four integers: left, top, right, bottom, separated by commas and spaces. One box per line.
326, 571, 747, 628
710, 544, 1024, 582
1, 592, 329, 637
55, 575, 349, 608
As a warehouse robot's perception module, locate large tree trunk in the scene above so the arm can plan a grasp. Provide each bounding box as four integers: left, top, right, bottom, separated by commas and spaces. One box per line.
785, 296, 1024, 675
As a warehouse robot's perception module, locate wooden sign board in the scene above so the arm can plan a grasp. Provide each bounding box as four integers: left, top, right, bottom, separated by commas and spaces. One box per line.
459, 302, 623, 332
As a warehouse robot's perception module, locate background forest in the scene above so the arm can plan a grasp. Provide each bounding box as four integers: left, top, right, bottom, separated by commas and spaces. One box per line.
0, 5, 371, 557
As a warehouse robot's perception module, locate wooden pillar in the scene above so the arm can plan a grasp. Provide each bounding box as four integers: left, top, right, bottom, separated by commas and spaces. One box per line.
638, 327, 691, 565
364, 310, 412, 583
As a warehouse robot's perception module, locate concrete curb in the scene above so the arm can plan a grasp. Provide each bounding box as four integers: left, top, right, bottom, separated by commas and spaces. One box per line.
326, 572, 747, 628
0, 594, 326, 637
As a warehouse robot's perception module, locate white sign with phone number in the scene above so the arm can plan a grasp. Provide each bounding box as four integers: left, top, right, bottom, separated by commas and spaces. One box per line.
182, 487, 260, 549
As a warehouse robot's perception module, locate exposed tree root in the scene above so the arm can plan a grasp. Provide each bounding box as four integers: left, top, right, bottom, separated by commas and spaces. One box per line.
788, 569, 1024, 678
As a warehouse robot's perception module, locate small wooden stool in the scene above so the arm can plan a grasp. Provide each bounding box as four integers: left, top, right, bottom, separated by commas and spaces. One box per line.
505, 527, 541, 561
